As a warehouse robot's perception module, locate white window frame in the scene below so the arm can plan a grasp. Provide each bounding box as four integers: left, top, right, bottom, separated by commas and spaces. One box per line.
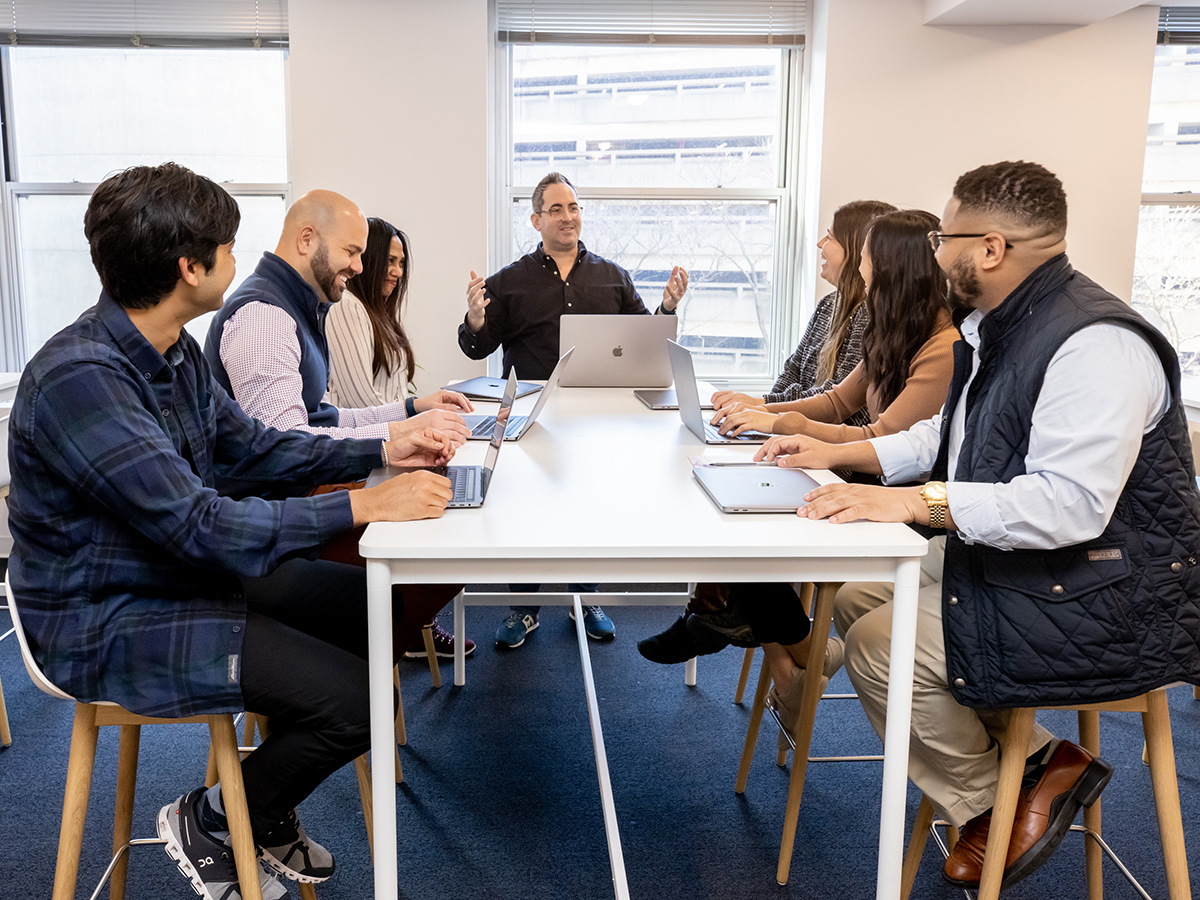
0, 45, 290, 372
489, 39, 808, 388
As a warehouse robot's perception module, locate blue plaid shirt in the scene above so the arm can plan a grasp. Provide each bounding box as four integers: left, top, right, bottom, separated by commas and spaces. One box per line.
8, 292, 383, 717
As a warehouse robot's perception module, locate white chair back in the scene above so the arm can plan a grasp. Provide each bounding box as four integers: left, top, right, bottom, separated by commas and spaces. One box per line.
4, 583, 74, 701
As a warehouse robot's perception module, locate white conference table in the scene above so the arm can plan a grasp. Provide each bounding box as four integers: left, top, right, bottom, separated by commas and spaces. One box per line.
359, 385, 928, 900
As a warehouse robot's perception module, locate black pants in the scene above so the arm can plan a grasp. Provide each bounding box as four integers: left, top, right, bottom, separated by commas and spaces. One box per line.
236, 557, 391, 834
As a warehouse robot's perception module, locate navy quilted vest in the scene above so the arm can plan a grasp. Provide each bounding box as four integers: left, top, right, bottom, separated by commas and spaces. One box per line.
934, 255, 1200, 708
204, 252, 339, 429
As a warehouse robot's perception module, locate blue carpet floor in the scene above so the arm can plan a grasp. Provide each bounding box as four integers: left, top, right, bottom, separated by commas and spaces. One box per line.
1, 600, 1198, 899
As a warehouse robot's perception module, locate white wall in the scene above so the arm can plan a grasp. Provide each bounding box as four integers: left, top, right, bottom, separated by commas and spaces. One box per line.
812, 0, 1158, 302
288, 0, 490, 393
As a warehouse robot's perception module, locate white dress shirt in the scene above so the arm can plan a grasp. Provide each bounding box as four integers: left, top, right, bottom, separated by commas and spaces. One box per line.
869, 310, 1170, 550
218, 301, 407, 440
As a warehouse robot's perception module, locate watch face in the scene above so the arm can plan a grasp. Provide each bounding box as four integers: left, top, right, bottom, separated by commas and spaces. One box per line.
924, 482, 948, 503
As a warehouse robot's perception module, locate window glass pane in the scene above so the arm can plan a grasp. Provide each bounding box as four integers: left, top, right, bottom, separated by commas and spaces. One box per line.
1131, 205, 1200, 392
510, 198, 775, 377
8, 47, 287, 183
17, 193, 285, 356
1144, 43, 1200, 192
512, 45, 783, 190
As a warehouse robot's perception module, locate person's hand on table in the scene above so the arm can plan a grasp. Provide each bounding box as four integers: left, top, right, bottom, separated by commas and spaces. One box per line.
413, 389, 473, 413
797, 482, 925, 525
711, 402, 777, 436
710, 389, 765, 409
661, 266, 689, 311
389, 409, 470, 449
754, 434, 838, 469
465, 270, 489, 332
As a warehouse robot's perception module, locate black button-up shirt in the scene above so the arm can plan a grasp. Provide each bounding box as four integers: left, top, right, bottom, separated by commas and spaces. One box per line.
458, 241, 671, 380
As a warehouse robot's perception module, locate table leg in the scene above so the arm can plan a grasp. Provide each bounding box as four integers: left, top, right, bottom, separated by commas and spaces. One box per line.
573, 594, 630, 900
454, 590, 466, 687
876, 557, 923, 900
366, 561, 398, 900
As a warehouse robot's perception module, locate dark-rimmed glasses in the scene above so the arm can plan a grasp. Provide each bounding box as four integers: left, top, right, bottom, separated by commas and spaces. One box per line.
928, 231, 1013, 252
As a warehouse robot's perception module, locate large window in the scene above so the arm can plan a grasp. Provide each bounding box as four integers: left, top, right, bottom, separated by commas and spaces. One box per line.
1134, 40, 1200, 401
502, 42, 799, 381
2, 46, 288, 364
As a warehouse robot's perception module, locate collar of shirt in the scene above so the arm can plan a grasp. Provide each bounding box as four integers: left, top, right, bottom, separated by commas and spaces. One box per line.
96, 291, 179, 384
255, 251, 331, 330
959, 308, 984, 353
532, 240, 587, 274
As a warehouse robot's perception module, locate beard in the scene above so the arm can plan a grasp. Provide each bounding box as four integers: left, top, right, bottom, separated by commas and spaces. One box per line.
310, 242, 344, 303
946, 254, 981, 311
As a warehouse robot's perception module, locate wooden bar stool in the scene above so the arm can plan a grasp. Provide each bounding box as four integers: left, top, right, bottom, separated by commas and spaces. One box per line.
6, 586, 264, 900
901, 688, 1191, 900
735, 582, 847, 885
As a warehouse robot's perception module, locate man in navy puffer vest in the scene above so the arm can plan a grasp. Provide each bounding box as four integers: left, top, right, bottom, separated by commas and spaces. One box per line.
755, 161, 1200, 888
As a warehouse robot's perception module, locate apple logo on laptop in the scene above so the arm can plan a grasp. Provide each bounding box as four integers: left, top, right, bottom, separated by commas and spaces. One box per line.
612, 345, 623, 358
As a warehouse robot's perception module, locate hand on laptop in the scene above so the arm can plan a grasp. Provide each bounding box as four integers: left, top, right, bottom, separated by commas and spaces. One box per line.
383, 426, 457, 467
413, 389, 474, 414
389, 410, 471, 448
710, 389, 765, 410
351, 467, 454, 524
797, 482, 926, 526
754, 434, 835, 469
711, 402, 777, 436
466, 270, 489, 332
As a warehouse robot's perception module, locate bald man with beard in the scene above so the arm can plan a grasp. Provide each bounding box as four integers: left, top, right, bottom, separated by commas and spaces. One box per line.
205, 190, 474, 669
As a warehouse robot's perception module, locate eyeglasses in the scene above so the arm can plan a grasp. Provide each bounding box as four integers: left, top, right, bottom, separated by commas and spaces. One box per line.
928, 231, 1014, 252
536, 204, 583, 219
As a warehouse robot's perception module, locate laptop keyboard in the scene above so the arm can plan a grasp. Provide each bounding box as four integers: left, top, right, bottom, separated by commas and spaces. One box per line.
703, 421, 763, 442
448, 466, 478, 502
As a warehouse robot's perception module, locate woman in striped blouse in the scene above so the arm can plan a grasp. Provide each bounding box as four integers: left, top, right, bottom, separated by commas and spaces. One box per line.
327, 217, 477, 659
710, 199, 896, 416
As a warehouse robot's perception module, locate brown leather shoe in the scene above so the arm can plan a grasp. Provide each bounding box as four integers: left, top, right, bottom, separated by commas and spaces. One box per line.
943, 740, 1113, 888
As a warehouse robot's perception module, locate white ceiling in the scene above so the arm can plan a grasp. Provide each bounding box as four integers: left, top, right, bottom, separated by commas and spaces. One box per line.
924, 1, 1188, 26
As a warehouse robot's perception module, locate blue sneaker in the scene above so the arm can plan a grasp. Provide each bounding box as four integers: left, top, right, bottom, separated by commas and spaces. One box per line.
495, 607, 539, 648
570, 605, 615, 641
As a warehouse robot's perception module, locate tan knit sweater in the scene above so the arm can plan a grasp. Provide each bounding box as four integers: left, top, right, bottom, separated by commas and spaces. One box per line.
768, 314, 957, 443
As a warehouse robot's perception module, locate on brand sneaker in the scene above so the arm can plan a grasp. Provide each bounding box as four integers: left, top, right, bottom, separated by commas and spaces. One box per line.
257, 807, 335, 883
157, 788, 288, 900
495, 607, 540, 648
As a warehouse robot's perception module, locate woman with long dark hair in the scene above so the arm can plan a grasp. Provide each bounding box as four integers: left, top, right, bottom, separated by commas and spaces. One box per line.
327, 217, 477, 659
711, 199, 896, 415
712, 209, 955, 442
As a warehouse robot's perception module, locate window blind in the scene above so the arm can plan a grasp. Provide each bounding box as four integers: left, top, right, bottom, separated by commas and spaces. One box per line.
496, 0, 806, 46
4, 0, 287, 49
1159, 7, 1200, 45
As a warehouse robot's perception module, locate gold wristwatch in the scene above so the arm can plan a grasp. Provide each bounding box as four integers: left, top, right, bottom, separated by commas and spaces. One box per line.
921, 481, 948, 529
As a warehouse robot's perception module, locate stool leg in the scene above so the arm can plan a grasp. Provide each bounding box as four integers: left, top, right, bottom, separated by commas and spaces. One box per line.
0, 674, 11, 746
901, 795, 935, 900
734, 647, 755, 704
978, 707, 1037, 900
735, 657, 772, 793
1077, 709, 1103, 900
422, 625, 441, 688
111, 723, 142, 900
776, 582, 840, 885
1143, 690, 1192, 900
53, 703, 100, 900
355, 754, 375, 862
299, 882, 318, 900
209, 715, 263, 900
393, 666, 407, 746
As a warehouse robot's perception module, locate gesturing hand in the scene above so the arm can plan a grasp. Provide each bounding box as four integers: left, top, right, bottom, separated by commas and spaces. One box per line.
466, 270, 489, 332
662, 266, 689, 311
383, 427, 457, 467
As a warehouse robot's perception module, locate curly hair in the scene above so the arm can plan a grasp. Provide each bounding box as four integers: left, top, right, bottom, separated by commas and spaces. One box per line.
952, 161, 1067, 234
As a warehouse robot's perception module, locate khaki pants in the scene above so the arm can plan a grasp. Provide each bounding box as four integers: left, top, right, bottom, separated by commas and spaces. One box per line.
835, 537, 1053, 826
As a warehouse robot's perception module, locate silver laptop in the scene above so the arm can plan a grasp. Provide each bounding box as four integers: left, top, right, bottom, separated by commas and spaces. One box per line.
634, 384, 716, 410
558, 315, 676, 387
667, 340, 770, 444
462, 348, 574, 441
693, 464, 820, 513
392, 371, 515, 507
